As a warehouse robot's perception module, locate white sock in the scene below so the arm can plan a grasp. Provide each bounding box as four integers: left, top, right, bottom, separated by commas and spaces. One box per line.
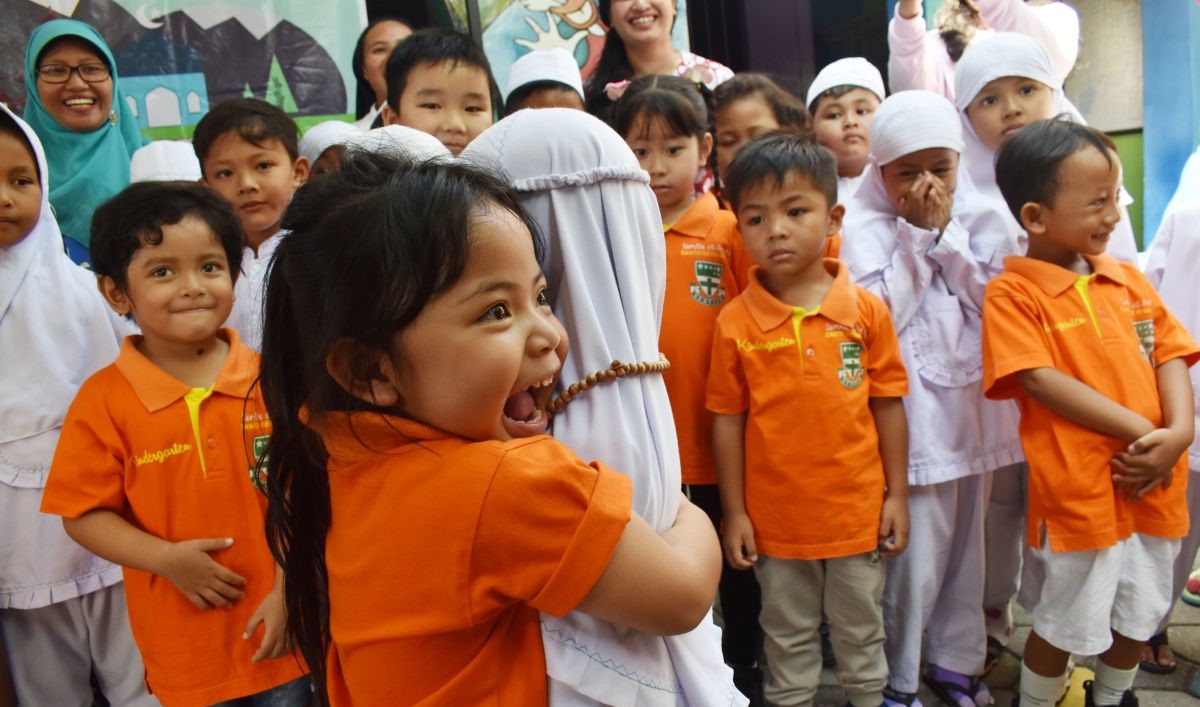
1019, 662, 1068, 707
1091, 661, 1137, 706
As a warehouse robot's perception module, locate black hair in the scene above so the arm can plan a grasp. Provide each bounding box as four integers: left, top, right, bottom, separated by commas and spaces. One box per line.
935, 0, 984, 63
0, 111, 40, 183
808, 84, 880, 115
613, 74, 710, 142
258, 152, 542, 706
504, 80, 583, 116
584, 0, 680, 123
192, 98, 300, 173
352, 16, 415, 119
995, 116, 1117, 224
713, 73, 812, 138
89, 181, 245, 291
723, 133, 838, 213
384, 27, 498, 115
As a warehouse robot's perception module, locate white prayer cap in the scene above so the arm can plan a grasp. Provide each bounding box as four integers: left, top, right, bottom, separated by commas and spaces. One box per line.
869, 90, 963, 166
806, 57, 886, 108
130, 140, 201, 182
954, 32, 1058, 112
504, 48, 585, 104
298, 120, 361, 164
343, 125, 450, 162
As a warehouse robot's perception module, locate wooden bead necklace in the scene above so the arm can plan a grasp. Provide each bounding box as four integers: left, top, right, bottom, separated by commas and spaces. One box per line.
545, 355, 671, 416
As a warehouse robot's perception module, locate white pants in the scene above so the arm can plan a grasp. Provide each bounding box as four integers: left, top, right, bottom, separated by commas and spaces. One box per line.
882, 473, 990, 693
1158, 468, 1200, 635
983, 463, 1033, 644
0, 583, 158, 707
1021, 534, 1180, 655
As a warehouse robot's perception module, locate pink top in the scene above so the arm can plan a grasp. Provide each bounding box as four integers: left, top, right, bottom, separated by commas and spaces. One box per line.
887, 0, 1080, 102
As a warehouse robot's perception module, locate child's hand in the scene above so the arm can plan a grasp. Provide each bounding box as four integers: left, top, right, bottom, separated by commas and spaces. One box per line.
896, 172, 952, 234
721, 512, 758, 570
244, 584, 291, 662
878, 495, 910, 557
1111, 428, 1189, 499
159, 538, 246, 610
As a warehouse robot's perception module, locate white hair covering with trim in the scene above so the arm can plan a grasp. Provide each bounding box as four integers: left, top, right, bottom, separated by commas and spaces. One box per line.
462, 108, 744, 707
951, 32, 1137, 265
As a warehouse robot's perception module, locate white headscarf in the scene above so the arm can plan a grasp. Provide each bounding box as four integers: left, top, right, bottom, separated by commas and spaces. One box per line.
343, 125, 450, 162
130, 140, 202, 182
951, 32, 1137, 264
298, 120, 362, 164
0, 104, 127, 469
844, 90, 964, 281
462, 108, 742, 707
806, 57, 887, 107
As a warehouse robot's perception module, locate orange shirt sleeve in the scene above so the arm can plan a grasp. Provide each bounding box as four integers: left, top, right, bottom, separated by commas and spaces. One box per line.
705, 310, 750, 415
1133, 266, 1200, 369
469, 439, 632, 620
862, 291, 909, 398
982, 282, 1056, 400
729, 228, 753, 293
42, 377, 128, 518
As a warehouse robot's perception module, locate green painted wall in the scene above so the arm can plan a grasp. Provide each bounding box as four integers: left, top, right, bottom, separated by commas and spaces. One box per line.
1111, 130, 1145, 249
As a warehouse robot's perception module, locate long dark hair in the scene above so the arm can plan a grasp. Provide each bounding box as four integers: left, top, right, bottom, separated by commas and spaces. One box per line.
351, 16, 415, 119
613, 74, 711, 143
585, 0, 682, 123
259, 152, 541, 704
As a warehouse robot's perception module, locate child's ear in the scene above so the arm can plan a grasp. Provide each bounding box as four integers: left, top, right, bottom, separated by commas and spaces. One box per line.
381, 105, 398, 127
698, 132, 714, 166
326, 338, 402, 408
291, 156, 310, 188
827, 203, 846, 235
97, 275, 133, 316
1019, 202, 1046, 235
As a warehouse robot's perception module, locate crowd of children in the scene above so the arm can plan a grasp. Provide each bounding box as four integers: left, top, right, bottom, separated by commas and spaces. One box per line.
3, 3, 1199, 707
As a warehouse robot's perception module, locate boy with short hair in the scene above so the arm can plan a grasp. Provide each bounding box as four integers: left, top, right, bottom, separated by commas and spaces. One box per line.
41, 181, 309, 707
503, 47, 586, 115
806, 57, 886, 201
709, 133, 911, 707
383, 26, 497, 155
193, 98, 309, 351
985, 118, 1199, 707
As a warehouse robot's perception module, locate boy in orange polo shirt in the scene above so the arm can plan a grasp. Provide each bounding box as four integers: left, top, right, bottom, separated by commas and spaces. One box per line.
709, 133, 910, 707
41, 182, 309, 707
985, 119, 1199, 707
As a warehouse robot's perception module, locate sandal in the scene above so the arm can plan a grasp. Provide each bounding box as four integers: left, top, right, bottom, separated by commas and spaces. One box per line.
923, 665, 992, 707
1138, 631, 1176, 675
883, 685, 924, 707
982, 635, 1005, 676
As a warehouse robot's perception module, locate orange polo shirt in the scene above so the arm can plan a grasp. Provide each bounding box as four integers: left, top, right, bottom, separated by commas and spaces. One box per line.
706, 259, 909, 559
824, 232, 842, 259
665, 192, 752, 485
316, 412, 632, 707
983, 254, 1200, 552
41, 330, 305, 707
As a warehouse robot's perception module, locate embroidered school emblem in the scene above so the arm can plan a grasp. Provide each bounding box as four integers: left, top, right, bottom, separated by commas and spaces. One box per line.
249, 435, 270, 492
690, 260, 726, 306
838, 341, 864, 389
1133, 319, 1155, 365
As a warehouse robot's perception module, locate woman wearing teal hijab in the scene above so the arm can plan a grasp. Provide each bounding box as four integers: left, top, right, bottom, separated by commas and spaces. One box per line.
24, 19, 146, 264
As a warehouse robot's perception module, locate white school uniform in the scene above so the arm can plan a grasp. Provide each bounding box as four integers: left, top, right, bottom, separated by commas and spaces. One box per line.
1144, 182, 1200, 635
0, 103, 155, 706
842, 90, 1024, 691
888, 0, 1080, 102
223, 230, 283, 353
463, 109, 745, 707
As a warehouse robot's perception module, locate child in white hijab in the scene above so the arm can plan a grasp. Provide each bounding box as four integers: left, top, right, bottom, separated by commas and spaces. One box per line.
0, 104, 153, 706
462, 109, 743, 707
842, 90, 1023, 707
343, 124, 451, 162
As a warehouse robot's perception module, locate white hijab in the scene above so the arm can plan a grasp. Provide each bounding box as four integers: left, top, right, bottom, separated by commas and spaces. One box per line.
343, 125, 450, 162
462, 108, 742, 707
951, 32, 1137, 264
844, 90, 964, 281
0, 104, 127, 473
